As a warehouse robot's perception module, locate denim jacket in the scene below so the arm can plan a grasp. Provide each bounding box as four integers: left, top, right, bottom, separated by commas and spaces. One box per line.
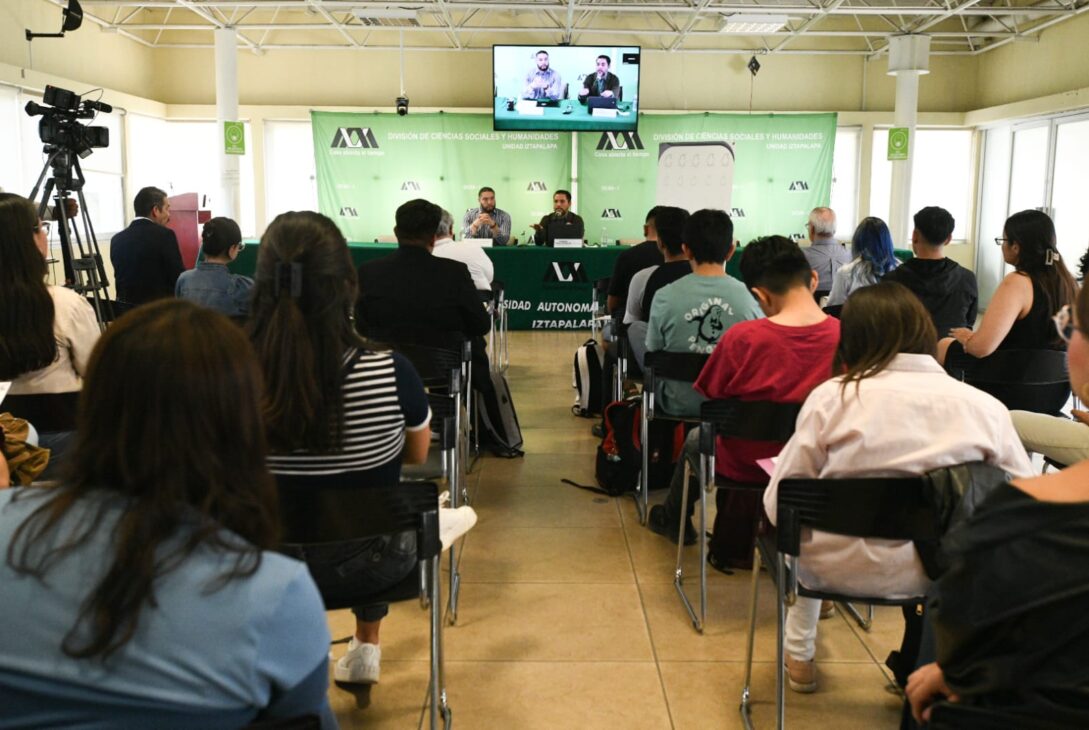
175, 262, 254, 318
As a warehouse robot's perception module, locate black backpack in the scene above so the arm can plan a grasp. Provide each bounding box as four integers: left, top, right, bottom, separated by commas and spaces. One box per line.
583, 398, 685, 497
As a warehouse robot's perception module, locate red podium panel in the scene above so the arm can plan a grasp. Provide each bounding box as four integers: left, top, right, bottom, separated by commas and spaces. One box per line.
166, 193, 212, 270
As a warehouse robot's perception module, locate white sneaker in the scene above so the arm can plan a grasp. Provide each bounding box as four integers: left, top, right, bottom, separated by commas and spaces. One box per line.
439, 506, 478, 551
334, 638, 380, 685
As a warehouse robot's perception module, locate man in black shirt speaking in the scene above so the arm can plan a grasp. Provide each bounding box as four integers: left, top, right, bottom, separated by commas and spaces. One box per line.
531, 190, 584, 246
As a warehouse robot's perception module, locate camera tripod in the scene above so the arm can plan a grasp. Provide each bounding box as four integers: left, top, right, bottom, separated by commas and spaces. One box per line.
28, 145, 113, 327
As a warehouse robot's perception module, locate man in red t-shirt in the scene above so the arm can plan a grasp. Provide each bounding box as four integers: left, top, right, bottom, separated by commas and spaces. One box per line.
649, 235, 840, 544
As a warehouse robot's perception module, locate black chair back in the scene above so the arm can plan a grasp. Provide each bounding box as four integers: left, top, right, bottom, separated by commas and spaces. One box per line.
948, 348, 1070, 416
3, 392, 79, 433
643, 351, 709, 384
698, 399, 802, 455
382, 339, 467, 394
775, 476, 938, 557
275, 473, 440, 559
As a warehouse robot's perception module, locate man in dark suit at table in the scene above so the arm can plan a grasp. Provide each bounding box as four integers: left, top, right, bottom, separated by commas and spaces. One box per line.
577, 55, 621, 101
110, 186, 184, 311
355, 198, 508, 445
531, 190, 585, 246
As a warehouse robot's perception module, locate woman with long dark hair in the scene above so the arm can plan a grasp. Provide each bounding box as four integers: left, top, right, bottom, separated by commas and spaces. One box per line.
825, 216, 899, 306
0, 192, 100, 473
249, 210, 442, 688
763, 282, 1031, 695
939, 209, 1078, 365
908, 281, 1089, 728
0, 300, 332, 726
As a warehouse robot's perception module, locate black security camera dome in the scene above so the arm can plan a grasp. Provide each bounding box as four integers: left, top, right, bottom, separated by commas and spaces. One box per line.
396, 96, 409, 116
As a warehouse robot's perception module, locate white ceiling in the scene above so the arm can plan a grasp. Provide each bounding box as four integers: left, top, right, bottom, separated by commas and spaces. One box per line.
56, 0, 1089, 56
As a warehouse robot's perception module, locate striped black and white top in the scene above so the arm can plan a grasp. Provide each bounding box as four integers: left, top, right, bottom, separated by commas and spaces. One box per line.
267, 348, 431, 482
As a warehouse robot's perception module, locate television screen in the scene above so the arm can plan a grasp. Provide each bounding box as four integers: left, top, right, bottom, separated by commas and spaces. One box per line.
493, 45, 641, 133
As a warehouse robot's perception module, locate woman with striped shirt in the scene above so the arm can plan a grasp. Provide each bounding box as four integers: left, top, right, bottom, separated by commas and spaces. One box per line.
250, 211, 431, 687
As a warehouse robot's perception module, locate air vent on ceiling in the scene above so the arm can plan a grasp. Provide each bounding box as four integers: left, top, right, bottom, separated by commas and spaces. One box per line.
351, 7, 421, 26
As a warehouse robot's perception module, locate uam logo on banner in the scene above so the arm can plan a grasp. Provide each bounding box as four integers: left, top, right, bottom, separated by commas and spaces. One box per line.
330, 127, 384, 157
594, 131, 648, 158
339, 207, 359, 218
543, 261, 588, 284
601, 208, 622, 219
731, 208, 746, 218
788, 180, 810, 191
526, 181, 548, 192
401, 181, 421, 191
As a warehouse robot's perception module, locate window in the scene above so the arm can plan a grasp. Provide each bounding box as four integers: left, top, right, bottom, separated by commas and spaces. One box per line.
1049, 117, 1089, 274
127, 116, 256, 235
830, 127, 860, 237
264, 120, 318, 228
870, 128, 973, 240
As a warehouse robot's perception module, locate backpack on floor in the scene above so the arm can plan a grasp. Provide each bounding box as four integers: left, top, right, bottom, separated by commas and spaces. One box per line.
476, 371, 524, 458
589, 398, 685, 496
572, 338, 604, 417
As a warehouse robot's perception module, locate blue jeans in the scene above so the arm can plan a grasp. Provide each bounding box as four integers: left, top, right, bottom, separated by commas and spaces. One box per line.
285, 532, 417, 622
37, 430, 76, 482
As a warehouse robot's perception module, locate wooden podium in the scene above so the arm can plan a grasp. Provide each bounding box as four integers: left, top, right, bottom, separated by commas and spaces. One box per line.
166, 193, 211, 270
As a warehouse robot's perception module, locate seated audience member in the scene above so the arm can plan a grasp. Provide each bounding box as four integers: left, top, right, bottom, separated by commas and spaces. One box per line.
110, 186, 185, 310
644, 209, 762, 416
1010, 408, 1089, 468
0, 300, 334, 727
624, 207, 690, 367
939, 209, 1077, 366
175, 216, 254, 318
907, 283, 1089, 728
251, 210, 473, 686
606, 207, 663, 315
802, 207, 851, 294
648, 236, 839, 547
884, 206, 977, 337
0, 193, 99, 477
354, 199, 509, 448
765, 282, 1032, 694
826, 216, 899, 307
432, 208, 494, 291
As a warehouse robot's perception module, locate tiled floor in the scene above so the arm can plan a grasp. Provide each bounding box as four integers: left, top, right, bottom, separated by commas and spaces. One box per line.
327, 330, 905, 728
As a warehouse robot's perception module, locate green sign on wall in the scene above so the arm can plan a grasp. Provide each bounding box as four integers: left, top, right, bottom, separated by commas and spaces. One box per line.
311, 111, 571, 242
888, 127, 910, 161
224, 121, 245, 155
577, 113, 838, 245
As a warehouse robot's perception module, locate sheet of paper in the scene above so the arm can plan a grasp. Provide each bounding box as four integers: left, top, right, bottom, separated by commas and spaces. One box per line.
0, 381, 10, 406
756, 456, 778, 478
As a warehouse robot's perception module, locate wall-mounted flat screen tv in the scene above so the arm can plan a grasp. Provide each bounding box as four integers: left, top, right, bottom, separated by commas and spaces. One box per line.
493, 45, 641, 133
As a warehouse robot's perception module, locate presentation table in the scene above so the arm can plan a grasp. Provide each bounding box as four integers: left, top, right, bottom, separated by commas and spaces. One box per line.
231, 242, 913, 331
232, 242, 627, 330
493, 98, 637, 132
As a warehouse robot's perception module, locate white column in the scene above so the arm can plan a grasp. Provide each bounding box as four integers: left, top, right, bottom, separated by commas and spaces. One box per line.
215, 27, 240, 221
886, 34, 930, 248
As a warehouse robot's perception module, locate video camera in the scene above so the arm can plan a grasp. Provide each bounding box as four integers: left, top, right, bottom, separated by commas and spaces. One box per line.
24, 85, 111, 158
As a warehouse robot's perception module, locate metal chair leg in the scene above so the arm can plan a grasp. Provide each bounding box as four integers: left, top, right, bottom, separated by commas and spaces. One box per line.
775, 553, 787, 730
428, 555, 451, 729
639, 388, 649, 525
739, 546, 762, 730
673, 459, 705, 633
842, 601, 873, 631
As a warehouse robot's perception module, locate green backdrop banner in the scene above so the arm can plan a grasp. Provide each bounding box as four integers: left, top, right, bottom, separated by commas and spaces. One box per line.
311, 111, 571, 242
577, 113, 837, 245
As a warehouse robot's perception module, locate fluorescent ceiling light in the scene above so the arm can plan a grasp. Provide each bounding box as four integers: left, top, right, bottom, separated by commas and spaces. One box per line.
720, 14, 790, 33
351, 7, 420, 21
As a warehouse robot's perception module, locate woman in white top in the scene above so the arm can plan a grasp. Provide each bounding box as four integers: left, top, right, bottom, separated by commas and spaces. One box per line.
825, 216, 899, 307
0, 193, 100, 477
765, 282, 1032, 694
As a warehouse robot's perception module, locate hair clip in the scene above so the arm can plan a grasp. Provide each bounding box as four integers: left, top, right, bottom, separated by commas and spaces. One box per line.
1046, 250, 1058, 266
273, 262, 303, 298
